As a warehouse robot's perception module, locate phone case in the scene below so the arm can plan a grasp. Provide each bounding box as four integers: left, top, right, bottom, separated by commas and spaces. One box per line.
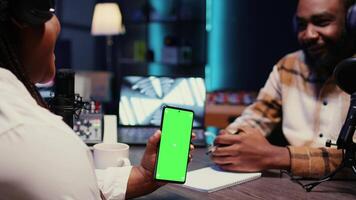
154, 105, 194, 183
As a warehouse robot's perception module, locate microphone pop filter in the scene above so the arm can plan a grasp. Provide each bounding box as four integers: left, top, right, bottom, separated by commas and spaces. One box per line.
334, 58, 356, 95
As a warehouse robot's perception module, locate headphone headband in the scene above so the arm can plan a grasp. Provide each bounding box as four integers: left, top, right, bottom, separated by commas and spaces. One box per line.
346, 4, 356, 34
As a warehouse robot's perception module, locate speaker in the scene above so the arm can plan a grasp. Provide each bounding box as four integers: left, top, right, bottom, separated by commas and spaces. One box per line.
293, 3, 356, 34
10, 0, 55, 26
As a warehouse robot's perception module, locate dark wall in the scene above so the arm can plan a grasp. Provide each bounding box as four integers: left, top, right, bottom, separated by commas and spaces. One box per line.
55, 0, 96, 70
207, 0, 299, 91
56, 0, 300, 92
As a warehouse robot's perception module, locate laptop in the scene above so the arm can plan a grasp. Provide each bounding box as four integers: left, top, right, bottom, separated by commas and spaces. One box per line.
117, 75, 206, 146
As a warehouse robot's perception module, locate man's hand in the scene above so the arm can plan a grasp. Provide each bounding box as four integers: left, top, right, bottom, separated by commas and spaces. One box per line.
211, 128, 290, 172
125, 130, 195, 199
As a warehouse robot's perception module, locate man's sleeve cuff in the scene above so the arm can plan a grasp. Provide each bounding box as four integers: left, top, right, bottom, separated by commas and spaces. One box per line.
287, 146, 342, 178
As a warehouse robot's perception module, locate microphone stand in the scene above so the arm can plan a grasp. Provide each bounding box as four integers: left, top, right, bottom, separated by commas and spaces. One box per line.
49, 69, 91, 128
301, 92, 356, 192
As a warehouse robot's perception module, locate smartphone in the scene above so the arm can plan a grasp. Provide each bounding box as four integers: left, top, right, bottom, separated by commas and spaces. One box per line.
154, 106, 194, 183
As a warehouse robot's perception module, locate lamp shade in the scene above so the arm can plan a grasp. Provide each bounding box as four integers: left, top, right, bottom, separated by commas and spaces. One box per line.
91, 3, 125, 36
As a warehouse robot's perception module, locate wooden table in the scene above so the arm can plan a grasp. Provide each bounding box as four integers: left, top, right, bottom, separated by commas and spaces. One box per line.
129, 146, 356, 200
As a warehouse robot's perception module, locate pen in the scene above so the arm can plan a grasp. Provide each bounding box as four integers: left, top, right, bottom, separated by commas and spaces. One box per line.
205, 145, 217, 155
205, 130, 241, 155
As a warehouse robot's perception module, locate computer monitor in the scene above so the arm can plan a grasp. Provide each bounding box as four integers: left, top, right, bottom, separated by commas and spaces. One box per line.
119, 76, 206, 128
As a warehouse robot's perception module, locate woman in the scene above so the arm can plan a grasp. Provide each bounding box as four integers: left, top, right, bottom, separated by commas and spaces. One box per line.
0, 0, 190, 199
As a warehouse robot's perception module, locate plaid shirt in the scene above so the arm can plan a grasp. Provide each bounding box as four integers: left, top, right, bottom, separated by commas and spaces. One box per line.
226, 50, 351, 178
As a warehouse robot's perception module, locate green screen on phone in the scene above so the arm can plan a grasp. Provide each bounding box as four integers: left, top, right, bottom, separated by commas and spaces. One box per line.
154, 106, 194, 183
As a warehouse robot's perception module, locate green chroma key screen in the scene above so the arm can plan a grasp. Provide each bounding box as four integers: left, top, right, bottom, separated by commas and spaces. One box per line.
154, 106, 194, 183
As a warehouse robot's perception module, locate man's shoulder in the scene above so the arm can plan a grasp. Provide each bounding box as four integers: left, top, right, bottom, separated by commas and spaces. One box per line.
276, 50, 304, 68
274, 50, 309, 74
284, 50, 303, 59
272, 50, 311, 87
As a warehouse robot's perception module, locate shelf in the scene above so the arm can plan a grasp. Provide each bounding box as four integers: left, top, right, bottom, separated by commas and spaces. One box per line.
119, 59, 205, 67
116, 0, 206, 79
206, 104, 247, 115
119, 62, 205, 77
119, 58, 147, 65
124, 20, 206, 25
151, 62, 205, 67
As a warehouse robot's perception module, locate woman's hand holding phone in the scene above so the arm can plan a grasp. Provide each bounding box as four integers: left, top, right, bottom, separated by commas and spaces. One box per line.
153, 106, 195, 183
125, 129, 195, 199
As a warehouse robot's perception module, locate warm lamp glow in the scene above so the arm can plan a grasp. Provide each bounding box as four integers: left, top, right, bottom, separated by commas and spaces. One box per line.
91, 3, 125, 36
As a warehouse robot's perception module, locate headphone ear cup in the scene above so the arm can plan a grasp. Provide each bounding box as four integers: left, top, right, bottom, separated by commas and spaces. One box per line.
10, 0, 54, 26
346, 4, 356, 35
292, 15, 298, 35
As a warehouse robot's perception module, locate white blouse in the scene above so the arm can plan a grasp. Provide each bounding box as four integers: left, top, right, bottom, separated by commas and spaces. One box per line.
0, 68, 131, 200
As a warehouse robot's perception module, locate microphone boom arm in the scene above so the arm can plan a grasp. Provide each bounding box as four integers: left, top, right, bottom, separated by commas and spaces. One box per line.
337, 93, 356, 149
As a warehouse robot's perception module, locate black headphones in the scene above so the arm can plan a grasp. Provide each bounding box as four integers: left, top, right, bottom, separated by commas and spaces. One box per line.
293, 3, 356, 35
6, 0, 55, 26
346, 4, 356, 34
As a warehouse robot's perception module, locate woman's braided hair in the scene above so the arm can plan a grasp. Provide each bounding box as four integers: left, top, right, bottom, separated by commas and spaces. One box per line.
0, 0, 48, 108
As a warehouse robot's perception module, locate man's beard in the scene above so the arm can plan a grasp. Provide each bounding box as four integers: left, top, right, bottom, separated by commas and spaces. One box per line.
303, 31, 355, 77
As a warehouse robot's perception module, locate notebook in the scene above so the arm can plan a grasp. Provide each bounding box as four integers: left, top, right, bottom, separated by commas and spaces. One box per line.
117, 75, 207, 146
181, 165, 261, 193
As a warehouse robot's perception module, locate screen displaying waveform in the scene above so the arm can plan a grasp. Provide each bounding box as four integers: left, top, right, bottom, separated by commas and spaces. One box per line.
119, 76, 206, 127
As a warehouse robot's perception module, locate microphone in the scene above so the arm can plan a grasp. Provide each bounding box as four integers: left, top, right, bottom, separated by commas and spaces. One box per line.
50, 69, 75, 128
299, 58, 356, 192
334, 58, 356, 95
333, 58, 356, 149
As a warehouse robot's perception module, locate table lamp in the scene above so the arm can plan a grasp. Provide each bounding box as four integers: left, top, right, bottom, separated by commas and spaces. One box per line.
91, 3, 125, 70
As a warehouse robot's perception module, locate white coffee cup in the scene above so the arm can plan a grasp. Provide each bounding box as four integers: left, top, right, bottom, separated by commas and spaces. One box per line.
93, 143, 131, 169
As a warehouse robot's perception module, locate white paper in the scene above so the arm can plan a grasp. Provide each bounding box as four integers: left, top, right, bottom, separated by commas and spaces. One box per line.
182, 166, 261, 193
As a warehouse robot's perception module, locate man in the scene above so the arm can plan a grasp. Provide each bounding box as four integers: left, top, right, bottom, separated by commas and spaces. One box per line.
212, 0, 356, 178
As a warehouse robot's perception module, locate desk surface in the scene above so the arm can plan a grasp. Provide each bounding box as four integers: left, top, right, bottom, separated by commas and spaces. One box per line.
129, 146, 356, 200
